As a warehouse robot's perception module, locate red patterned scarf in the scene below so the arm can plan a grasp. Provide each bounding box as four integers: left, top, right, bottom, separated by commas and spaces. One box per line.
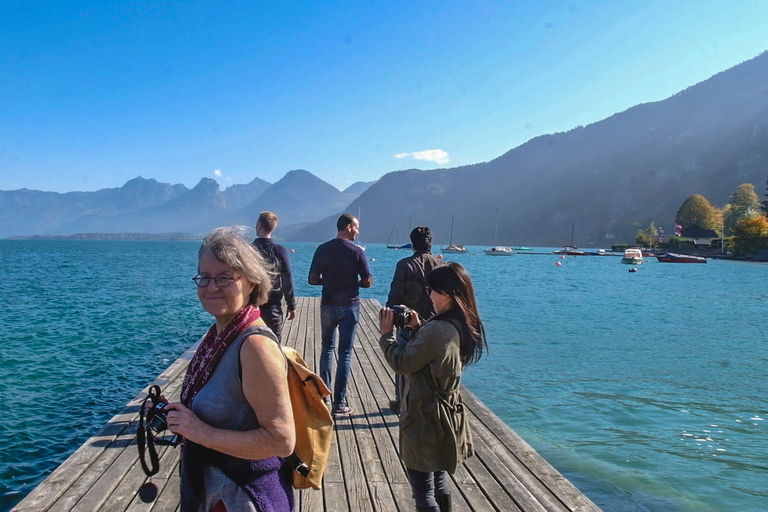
181, 304, 262, 406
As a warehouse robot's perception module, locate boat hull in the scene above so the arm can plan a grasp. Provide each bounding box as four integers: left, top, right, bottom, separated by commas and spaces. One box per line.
656, 253, 707, 263
484, 247, 515, 256
442, 244, 469, 254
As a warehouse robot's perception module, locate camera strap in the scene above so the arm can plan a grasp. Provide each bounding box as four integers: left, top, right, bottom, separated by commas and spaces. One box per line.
138, 385, 180, 477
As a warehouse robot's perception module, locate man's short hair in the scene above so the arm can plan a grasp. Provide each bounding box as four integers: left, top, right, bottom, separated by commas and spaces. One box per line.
410, 226, 432, 252
257, 211, 279, 233
337, 213, 357, 232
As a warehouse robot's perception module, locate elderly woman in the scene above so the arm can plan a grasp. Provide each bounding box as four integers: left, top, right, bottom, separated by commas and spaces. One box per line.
167, 226, 295, 512
379, 262, 487, 512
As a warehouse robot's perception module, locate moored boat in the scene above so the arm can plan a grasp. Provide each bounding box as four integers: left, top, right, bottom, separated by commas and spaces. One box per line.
484, 246, 515, 256
442, 215, 469, 254
484, 208, 515, 256
621, 248, 644, 264
656, 252, 707, 263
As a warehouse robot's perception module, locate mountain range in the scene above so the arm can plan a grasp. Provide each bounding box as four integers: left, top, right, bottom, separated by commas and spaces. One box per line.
0, 171, 373, 239
292, 51, 768, 246
3, 51, 768, 245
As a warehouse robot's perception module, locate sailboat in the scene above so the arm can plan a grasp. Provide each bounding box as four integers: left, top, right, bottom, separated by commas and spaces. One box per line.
484, 209, 515, 256
355, 206, 366, 251
386, 218, 412, 249
442, 215, 468, 254
513, 219, 532, 251
553, 221, 585, 255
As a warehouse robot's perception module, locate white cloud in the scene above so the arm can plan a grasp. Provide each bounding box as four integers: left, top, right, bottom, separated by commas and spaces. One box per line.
214, 169, 222, 177
394, 149, 450, 165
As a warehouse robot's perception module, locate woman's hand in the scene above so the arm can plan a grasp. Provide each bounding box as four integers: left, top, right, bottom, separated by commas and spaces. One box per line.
379, 308, 395, 335
165, 402, 214, 445
406, 310, 422, 330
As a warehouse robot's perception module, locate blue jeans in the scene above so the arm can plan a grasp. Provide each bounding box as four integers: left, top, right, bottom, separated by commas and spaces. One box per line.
319, 304, 360, 407
406, 468, 450, 510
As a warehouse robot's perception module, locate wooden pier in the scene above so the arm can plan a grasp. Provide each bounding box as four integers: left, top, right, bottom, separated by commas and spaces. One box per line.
13, 297, 602, 512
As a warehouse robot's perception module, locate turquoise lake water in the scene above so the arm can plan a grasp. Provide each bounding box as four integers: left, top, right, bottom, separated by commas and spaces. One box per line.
1, 240, 766, 511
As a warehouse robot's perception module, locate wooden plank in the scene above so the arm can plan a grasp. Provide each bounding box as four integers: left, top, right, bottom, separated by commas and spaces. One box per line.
147, 466, 181, 512
50, 377, 186, 512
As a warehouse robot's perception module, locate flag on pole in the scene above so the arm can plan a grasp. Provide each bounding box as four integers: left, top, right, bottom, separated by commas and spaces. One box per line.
675, 224, 683, 236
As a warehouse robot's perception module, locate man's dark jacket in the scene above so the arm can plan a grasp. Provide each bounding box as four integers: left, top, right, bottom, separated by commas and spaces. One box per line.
386, 251, 443, 319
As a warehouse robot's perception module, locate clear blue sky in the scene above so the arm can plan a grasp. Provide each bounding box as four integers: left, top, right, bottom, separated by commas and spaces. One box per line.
2, 0, 768, 193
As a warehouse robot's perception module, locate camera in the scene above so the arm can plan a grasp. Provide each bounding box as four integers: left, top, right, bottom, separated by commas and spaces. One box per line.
392, 305, 413, 329
148, 402, 171, 435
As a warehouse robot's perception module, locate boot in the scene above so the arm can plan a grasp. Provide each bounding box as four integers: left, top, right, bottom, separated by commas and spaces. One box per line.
436, 494, 452, 512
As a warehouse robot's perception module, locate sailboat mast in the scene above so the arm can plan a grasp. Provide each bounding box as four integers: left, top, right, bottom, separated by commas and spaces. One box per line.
570, 220, 575, 248
494, 208, 499, 246
449, 215, 455, 245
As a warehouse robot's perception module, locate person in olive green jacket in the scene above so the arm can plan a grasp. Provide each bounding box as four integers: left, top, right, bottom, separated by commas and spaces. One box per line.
379, 262, 487, 512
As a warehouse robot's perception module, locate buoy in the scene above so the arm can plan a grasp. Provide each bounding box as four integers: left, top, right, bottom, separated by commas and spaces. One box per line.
555, 261, 562, 267
559, 255, 566, 259
370, 258, 376, 262
437, 254, 443, 259
290, 249, 295, 253
629, 268, 637, 273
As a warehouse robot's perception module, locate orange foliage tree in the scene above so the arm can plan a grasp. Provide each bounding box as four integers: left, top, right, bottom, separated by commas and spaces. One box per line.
732, 216, 768, 257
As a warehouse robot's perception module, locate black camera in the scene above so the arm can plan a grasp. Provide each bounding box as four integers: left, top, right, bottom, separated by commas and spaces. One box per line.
392, 305, 413, 329
148, 401, 171, 435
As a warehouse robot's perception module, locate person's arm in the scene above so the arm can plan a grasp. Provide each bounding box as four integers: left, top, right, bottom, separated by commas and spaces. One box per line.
378, 310, 440, 375
308, 248, 322, 286
279, 248, 297, 312
358, 251, 373, 288
386, 261, 406, 307
166, 335, 295, 459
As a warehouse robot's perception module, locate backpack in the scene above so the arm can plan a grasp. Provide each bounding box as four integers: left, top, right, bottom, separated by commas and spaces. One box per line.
243, 326, 334, 490
280, 345, 334, 489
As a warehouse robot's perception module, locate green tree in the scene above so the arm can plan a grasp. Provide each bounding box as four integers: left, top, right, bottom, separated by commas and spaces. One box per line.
732, 216, 768, 256
724, 183, 762, 235
635, 222, 658, 247
675, 194, 720, 232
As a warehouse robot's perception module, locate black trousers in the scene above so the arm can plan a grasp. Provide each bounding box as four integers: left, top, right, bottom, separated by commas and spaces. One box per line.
259, 304, 285, 342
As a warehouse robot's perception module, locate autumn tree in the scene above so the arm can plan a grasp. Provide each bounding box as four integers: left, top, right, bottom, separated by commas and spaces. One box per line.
675, 194, 721, 232
732, 216, 768, 256
724, 183, 762, 235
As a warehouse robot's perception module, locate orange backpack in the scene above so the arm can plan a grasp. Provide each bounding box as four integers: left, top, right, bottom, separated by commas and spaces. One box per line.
280, 345, 334, 489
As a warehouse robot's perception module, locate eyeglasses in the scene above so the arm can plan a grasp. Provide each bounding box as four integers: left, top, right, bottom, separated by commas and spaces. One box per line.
192, 274, 239, 287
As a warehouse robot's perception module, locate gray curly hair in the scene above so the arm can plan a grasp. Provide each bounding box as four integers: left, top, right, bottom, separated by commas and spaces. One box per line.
198, 226, 274, 306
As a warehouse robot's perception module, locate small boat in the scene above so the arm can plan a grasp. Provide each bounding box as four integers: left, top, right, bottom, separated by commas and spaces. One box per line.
442, 215, 469, 254
386, 219, 412, 249
553, 221, 585, 255
513, 246, 533, 251
484, 246, 515, 256
484, 209, 515, 256
621, 248, 644, 265
443, 243, 469, 254
656, 252, 707, 263
553, 247, 586, 256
